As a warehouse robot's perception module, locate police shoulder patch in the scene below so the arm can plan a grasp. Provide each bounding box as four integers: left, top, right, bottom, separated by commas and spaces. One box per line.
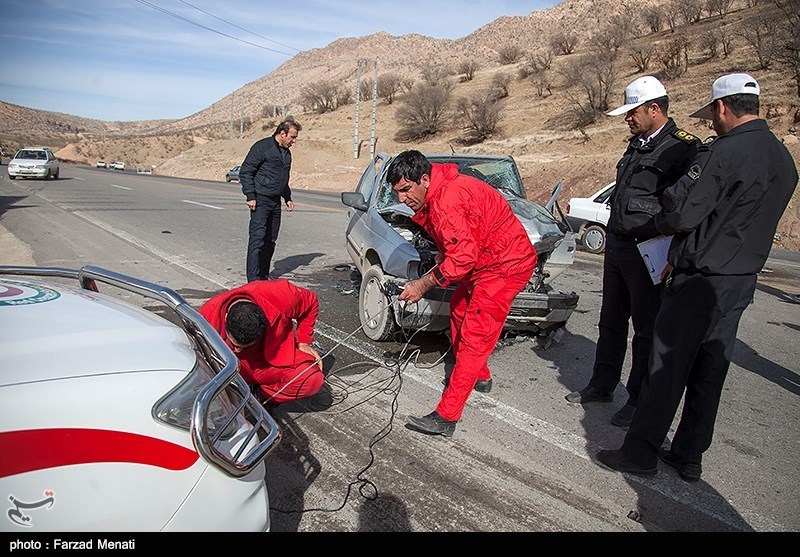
673, 129, 699, 144
687, 163, 703, 181
703, 136, 717, 145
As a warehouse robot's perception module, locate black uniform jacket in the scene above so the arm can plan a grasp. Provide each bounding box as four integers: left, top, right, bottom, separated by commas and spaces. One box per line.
239, 136, 292, 202
609, 118, 699, 240
656, 119, 798, 275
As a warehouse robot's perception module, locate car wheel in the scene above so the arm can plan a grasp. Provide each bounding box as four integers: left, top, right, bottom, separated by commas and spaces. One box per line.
52, 168, 59, 180
9, 175, 16, 180
359, 264, 397, 341
582, 224, 606, 254
226, 178, 231, 182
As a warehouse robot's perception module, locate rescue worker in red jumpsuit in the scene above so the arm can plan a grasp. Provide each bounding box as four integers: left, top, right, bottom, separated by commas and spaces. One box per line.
199, 279, 325, 405
388, 150, 537, 437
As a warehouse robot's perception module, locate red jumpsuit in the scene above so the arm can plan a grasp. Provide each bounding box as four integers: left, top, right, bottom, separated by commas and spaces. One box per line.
413, 163, 537, 421
199, 279, 324, 404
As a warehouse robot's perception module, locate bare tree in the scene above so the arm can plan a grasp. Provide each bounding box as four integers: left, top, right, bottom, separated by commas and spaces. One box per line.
490, 73, 512, 100
378, 73, 404, 104
518, 50, 553, 80
770, 0, 800, 96
550, 30, 580, 55
420, 62, 454, 87
739, 14, 775, 69
628, 44, 655, 72
401, 78, 415, 93
657, 34, 690, 79
674, 0, 704, 24
498, 45, 524, 65
644, 6, 665, 33
300, 79, 347, 113
717, 25, 735, 57
395, 83, 453, 141
456, 90, 503, 144
558, 50, 621, 126
700, 31, 719, 59
705, 0, 735, 17
457, 60, 480, 82
590, 24, 629, 53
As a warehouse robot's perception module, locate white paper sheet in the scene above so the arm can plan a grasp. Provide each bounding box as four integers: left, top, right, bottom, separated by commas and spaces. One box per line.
637, 235, 673, 285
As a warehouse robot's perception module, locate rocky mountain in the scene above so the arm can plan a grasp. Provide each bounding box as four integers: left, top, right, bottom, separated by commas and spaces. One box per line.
1, 0, 799, 248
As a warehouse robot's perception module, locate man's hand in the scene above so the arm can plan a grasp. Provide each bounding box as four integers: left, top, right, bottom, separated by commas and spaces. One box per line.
286, 200, 295, 212
298, 342, 322, 369
398, 273, 436, 304
660, 262, 674, 283
247, 199, 257, 211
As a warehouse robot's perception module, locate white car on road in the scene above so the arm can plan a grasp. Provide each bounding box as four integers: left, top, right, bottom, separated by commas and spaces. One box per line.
7, 147, 60, 180
566, 182, 614, 254
0, 265, 281, 531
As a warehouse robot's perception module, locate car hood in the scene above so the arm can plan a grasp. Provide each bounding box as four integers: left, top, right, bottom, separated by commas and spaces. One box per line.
0, 278, 196, 387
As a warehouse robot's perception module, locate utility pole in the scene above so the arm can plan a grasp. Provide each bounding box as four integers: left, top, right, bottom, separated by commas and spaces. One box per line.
229, 92, 234, 140
281, 76, 286, 118
239, 98, 243, 139
353, 59, 362, 159
370, 59, 378, 160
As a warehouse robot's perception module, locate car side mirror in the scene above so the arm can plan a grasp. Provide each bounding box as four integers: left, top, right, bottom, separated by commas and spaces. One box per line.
341, 192, 368, 211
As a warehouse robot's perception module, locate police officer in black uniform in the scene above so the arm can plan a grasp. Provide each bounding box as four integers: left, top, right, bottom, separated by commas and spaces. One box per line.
597, 73, 798, 481
566, 76, 699, 428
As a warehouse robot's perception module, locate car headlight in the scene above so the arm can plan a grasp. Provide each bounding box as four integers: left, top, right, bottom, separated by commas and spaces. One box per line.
153, 356, 243, 439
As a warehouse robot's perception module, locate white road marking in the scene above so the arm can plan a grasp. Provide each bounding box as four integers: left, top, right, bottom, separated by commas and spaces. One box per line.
182, 200, 223, 210
110, 184, 131, 190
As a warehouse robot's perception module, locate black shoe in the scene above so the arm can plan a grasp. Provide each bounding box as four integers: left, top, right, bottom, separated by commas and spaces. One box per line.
442, 377, 493, 393
406, 411, 457, 438
565, 385, 613, 404
611, 403, 636, 428
596, 449, 657, 476
658, 449, 702, 482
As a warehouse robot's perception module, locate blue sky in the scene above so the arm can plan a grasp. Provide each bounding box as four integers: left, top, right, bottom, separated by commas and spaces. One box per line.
0, 0, 559, 122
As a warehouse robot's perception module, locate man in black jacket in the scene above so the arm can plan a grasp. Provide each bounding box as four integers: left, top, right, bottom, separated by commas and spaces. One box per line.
597, 73, 798, 481
566, 76, 699, 427
240, 118, 301, 282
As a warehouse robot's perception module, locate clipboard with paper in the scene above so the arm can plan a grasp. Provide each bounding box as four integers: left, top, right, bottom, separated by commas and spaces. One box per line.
637, 235, 673, 284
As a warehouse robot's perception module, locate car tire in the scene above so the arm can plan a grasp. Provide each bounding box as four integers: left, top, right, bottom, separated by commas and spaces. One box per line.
9, 175, 16, 180
581, 224, 606, 254
359, 264, 397, 341
226, 178, 231, 182
52, 168, 59, 180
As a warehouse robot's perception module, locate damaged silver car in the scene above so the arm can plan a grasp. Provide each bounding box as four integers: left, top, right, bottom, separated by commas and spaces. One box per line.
341, 152, 579, 346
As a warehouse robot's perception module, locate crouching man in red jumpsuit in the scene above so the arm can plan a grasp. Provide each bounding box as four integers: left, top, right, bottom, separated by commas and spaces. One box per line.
388, 150, 537, 437
199, 279, 325, 405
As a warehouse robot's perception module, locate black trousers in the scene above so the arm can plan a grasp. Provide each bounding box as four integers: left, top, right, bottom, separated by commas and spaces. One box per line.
588, 233, 663, 405
246, 195, 282, 282
622, 270, 757, 467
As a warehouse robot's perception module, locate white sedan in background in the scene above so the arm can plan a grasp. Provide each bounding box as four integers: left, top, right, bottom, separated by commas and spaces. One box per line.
0, 265, 281, 532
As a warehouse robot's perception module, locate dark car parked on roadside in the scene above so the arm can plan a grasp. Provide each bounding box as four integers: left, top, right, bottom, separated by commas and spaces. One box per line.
226, 166, 241, 183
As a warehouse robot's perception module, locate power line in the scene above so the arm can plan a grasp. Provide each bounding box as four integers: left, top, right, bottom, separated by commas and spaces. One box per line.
176, 0, 301, 52
132, 0, 296, 56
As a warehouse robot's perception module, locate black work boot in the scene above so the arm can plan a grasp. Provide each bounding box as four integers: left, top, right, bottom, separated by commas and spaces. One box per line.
406, 411, 457, 437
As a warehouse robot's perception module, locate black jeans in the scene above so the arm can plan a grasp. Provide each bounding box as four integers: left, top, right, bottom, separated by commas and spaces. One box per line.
246, 195, 282, 282
588, 233, 663, 405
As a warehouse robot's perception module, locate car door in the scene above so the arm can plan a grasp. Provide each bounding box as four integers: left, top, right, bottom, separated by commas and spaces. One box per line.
343, 153, 386, 273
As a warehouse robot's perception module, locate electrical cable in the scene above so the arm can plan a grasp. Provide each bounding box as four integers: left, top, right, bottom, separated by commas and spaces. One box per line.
268, 280, 453, 515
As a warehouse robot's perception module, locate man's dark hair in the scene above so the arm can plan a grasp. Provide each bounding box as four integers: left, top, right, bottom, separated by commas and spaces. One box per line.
274, 118, 302, 137
720, 94, 759, 117
226, 301, 269, 345
386, 150, 432, 185
646, 95, 669, 116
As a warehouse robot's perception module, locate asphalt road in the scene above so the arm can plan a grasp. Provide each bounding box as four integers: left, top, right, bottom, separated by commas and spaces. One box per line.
1, 165, 798, 533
